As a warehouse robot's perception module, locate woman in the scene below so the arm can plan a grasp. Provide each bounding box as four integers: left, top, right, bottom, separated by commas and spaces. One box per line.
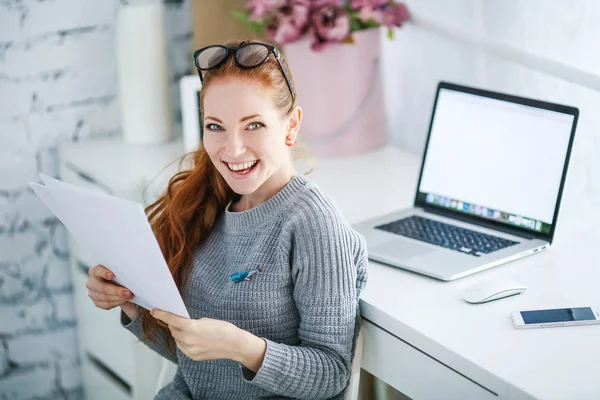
85, 40, 368, 399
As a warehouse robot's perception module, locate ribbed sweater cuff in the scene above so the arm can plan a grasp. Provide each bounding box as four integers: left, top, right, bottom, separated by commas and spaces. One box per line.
241, 338, 289, 390
120, 307, 144, 337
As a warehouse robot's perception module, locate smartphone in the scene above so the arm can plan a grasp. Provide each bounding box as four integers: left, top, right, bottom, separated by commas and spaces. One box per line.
511, 307, 600, 329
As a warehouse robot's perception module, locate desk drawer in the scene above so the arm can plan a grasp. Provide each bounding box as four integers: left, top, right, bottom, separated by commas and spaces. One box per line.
81, 354, 131, 400
361, 320, 497, 400
72, 257, 137, 388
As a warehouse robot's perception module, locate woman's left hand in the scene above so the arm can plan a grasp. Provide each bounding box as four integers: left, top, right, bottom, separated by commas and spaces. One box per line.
151, 309, 240, 362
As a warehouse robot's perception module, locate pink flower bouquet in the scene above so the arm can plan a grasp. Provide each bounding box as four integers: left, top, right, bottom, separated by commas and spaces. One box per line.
233, 0, 409, 51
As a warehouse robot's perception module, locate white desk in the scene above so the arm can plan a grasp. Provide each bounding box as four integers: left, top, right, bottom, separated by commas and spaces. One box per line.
309, 146, 600, 400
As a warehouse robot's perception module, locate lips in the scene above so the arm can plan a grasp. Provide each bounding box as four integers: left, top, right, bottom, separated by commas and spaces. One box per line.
224, 160, 259, 176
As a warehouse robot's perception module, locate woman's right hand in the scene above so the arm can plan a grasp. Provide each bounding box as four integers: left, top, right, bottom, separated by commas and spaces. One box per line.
86, 264, 134, 311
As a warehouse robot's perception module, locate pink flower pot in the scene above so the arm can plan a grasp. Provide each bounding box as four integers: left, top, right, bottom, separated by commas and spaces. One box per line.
284, 29, 387, 157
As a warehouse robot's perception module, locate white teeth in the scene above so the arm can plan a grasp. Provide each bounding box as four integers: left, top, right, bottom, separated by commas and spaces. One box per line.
227, 160, 257, 171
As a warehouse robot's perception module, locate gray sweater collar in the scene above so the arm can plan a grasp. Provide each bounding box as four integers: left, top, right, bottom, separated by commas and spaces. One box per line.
221, 174, 309, 233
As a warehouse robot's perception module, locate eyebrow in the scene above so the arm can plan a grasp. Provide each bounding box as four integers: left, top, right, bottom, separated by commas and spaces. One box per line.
204, 114, 262, 124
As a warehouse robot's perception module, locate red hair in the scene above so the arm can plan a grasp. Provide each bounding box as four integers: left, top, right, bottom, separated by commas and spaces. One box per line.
139, 40, 297, 352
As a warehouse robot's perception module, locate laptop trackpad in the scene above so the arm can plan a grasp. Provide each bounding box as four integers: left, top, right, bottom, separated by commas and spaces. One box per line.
371, 239, 434, 260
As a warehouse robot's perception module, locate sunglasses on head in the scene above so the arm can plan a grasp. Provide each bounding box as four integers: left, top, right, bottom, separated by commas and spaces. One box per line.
193, 42, 295, 101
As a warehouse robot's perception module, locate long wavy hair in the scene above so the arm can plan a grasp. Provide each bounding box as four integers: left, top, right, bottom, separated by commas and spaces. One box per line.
139, 40, 298, 353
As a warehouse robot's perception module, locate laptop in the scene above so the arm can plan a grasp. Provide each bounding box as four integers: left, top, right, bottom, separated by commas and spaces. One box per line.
354, 81, 579, 281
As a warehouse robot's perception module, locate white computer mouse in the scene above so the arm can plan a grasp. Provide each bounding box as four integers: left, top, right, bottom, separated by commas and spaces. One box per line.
462, 279, 528, 304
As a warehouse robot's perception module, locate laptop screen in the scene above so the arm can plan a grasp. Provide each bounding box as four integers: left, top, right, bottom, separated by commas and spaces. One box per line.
416, 85, 576, 236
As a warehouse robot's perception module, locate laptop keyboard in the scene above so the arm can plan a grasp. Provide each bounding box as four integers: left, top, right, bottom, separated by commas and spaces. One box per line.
375, 215, 519, 257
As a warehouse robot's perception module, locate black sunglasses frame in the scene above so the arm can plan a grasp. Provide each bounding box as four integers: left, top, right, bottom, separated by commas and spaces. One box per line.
193, 43, 295, 101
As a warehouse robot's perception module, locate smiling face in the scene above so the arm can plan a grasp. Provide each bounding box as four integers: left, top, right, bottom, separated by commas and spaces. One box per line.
202, 76, 301, 205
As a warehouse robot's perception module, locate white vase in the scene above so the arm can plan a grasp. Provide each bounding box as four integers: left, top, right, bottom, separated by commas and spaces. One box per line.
116, 0, 172, 144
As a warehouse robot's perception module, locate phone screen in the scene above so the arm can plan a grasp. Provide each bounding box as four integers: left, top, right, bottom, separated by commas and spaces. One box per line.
521, 307, 596, 324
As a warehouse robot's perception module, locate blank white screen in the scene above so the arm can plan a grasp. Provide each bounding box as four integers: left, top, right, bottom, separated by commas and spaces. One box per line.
419, 89, 573, 224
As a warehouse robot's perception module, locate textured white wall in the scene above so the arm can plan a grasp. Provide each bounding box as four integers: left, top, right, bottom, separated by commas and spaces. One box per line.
0, 1, 191, 398
383, 0, 600, 151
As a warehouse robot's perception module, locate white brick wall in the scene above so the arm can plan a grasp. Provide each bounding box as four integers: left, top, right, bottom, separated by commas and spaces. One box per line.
0, 1, 192, 398
1, 0, 118, 42
0, 26, 116, 76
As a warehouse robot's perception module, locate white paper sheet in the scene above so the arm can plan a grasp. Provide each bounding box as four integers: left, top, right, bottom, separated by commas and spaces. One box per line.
29, 173, 190, 319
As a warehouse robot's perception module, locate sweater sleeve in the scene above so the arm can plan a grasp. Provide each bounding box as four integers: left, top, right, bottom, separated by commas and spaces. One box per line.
243, 195, 368, 399
154, 367, 192, 399
120, 307, 178, 364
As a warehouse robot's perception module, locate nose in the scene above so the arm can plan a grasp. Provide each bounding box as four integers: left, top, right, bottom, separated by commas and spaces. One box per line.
223, 132, 246, 159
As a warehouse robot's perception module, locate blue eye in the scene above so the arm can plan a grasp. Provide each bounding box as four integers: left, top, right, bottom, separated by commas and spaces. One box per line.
205, 123, 222, 131
248, 122, 265, 130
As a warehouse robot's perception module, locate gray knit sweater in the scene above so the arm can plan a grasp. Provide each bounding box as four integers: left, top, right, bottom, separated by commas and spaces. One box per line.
121, 174, 368, 399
